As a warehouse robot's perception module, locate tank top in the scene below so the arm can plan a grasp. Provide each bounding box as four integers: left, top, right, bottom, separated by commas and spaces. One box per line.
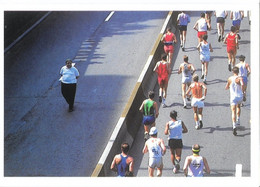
188, 155, 204, 177
183, 63, 192, 78
164, 33, 174, 45
143, 99, 155, 116
191, 82, 203, 99
178, 12, 190, 25
168, 120, 183, 139
226, 33, 237, 47
230, 76, 243, 98
157, 61, 168, 79
197, 18, 207, 32
147, 138, 162, 158
232, 11, 242, 20
117, 154, 129, 177
200, 42, 210, 56
237, 63, 247, 77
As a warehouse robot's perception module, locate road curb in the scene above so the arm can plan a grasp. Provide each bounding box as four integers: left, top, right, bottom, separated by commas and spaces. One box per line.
91, 11, 178, 177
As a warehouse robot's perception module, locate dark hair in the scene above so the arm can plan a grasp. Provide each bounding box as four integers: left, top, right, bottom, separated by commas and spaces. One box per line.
203, 34, 208, 41
148, 91, 155, 99
183, 55, 188, 62
161, 53, 167, 61
166, 27, 171, 32
232, 66, 239, 74
66, 59, 72, 64
201, 12, 205, 18
239, 55, 245, 61
231, 26, 237, 32
170, 110, 177, 119
121, 143, 130, 154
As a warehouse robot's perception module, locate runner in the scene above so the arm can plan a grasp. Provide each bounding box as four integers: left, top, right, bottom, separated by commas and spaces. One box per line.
139, 91, 159, 141
193, 12, 211, 45
214, 10, 228, 42
186, 74, 207, 129
230, 10, 244, 40
205, 11, 213, 29
225, 66, 246, 136
235, 55, 251, 106
162, 27, 177, 64
142, 127, 166, 177
153, 53, 171, 107
177, 11, 191, 51
223, 26, 239, 72
183, 144, 210, 177
178, 55, 196, 108
164, 110, 188, 174
197, 34, 213, 84
110, 143, 134, 177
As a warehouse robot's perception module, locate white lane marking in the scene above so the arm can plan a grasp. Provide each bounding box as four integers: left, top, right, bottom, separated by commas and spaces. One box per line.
98, 117, 125, 164
160, 12, 172, 34
138, 55, 153, 83
105, 11, 115, 22
235, 164, 242, 177
4, 11, 52, 53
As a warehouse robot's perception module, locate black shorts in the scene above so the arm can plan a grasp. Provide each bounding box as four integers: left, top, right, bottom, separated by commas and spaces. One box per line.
178, 25, 187, 32
168, 139, 183, 149
217, 17, 225, 23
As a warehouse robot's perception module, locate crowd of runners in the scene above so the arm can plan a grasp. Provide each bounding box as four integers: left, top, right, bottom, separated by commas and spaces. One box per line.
110, 10, 250, 177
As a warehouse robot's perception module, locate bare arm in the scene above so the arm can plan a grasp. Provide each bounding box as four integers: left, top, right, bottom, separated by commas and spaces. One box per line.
225, 78, 231, 90
246, 63, 251, 77
178, 64, 183, 74
128, 157, 134, 173
209, 43, 213, 52
183, 156, 191, 176
142, 142, 148, 154
182, 121, 188, 133
203, 157, 210, 174
110, 155, 118, 172
164, 122, 169, 135
160, 139, 166, 155
193, 21, 198, 31
139, 101, 144, 112
153, 101, 159, 118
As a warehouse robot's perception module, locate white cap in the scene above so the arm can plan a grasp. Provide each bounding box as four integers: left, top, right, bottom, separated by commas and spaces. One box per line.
149, 127, 158, 135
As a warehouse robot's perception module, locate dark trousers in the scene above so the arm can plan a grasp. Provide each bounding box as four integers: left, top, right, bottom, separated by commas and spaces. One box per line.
61, 82, 77, 110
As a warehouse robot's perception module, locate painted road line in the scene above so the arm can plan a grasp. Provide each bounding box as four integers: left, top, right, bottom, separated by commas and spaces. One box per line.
160, 11, 172, 34
4, 11, 52, 53
235, 164, 242, 177
137, 55, 153, 83
105, 11, 115, 22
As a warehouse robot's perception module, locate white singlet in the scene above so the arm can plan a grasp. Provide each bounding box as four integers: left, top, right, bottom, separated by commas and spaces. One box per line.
187, 155, 204, 177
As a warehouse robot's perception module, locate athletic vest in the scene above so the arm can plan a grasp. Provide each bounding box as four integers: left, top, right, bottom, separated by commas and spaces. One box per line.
230, 76, 243, 98
197, 18, 207, 32
188, 155, 204, 177
117, 154, 129, 177
143, 99, 155, 116
164, 33, 174, 45
147, 138, 163, 158
168, 120, 183, 139
157, 61, 168, 79
200, 42, 210, 56
226, 33, 237, 47
237, 63, 247, 77
183, 63, 192, 78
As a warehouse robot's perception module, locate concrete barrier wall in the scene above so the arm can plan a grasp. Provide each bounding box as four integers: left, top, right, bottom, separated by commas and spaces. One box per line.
91, 11, 178, 177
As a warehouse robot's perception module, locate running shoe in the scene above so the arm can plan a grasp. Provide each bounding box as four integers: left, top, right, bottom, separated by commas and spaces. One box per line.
187, 96, 191, 101
233, 128, 237, 136
182, 47, 185, 51
183, 104, 187, 109
203, 80, 207, 85
243, 95, 246, 102
228, 64, 231, 72
173, 166, 177, 174
195, 124, 199, 130
159, 96, 162, 103
218, 35, 221, 42
162, 103, 167, 108
201, 74, 204, 79
199, 121, 203, 129
175, 163, 180, 171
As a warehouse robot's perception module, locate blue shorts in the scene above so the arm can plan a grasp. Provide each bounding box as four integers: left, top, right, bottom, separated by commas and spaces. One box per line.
142, 115, 155, 125
242, 76, 248, 85
232, 20, 241, 27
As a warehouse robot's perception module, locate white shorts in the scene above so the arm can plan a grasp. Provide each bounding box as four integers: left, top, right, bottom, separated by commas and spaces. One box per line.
230, 96, 243, 106
182, 76, 192, 84
149, 157, 163, 169
191, 98, 204, 108
200, 54, 210, 62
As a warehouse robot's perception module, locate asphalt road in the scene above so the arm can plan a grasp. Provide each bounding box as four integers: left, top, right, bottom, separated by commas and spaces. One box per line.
4, 11, 169, 176
132, 11, 251, 177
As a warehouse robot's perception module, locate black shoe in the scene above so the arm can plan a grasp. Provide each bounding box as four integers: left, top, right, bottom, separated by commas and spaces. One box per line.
183, 104, 187, 109
187, 96, 191, 101
243, 96, 246, 102
233, 128, 237, 136
218, 35, 221, 42
199, 121, 203, 129
228, 64, 231, 72
159, 96, 162, 103
182, 47, 185, 51
203, 80, 207, 85
201, 74, 204, 79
